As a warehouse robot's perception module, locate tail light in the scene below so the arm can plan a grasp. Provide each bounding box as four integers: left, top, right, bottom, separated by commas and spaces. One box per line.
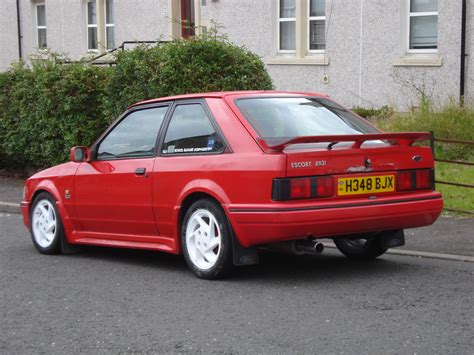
397, 169, 434, 192
272, 176, 334, 201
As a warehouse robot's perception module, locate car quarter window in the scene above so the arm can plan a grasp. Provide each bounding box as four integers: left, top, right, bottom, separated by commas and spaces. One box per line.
97, 106, 168, 160
161, 103, 224, 155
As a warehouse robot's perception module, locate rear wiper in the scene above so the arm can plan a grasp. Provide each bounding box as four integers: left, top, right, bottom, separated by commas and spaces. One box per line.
327, 141, 339, 150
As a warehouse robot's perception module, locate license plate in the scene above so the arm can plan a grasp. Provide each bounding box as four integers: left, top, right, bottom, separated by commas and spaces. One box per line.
337, 175, 395, 196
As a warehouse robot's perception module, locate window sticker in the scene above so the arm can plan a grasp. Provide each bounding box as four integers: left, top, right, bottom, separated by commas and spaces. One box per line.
163, 146, 213, 154
207, 138, 215, 149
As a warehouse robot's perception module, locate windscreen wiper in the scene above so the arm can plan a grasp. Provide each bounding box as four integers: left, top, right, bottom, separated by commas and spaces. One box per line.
327, 141, 339, 150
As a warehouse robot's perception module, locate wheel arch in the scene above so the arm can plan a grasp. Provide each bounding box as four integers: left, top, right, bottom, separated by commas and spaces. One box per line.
174, 184, 258, 266
29, 180, 75, 243
29, 181, 61, 211
175, 193, 226, 254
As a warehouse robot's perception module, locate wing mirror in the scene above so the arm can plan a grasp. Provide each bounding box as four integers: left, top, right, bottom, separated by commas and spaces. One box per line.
70, 146, 91, 163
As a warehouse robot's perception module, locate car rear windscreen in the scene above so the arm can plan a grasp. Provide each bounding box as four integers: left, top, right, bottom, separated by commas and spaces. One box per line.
235, 97, 380, 142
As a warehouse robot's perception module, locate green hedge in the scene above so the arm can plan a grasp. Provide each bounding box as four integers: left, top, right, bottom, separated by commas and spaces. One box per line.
0, 61, 110, 169
106, 40, 273, 118
0, 39, 273, 171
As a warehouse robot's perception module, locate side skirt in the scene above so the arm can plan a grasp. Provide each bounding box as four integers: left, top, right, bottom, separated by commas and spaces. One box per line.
71, 231, 178, 254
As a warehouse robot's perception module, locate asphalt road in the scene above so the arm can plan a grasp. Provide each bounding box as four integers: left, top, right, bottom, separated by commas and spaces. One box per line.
1, 213, 473, 354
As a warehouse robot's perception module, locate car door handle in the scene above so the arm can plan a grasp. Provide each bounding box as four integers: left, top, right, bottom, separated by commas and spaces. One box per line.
135, 167, 147, 176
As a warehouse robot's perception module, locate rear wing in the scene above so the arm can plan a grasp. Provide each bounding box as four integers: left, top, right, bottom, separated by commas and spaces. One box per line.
257, 132, 434, 153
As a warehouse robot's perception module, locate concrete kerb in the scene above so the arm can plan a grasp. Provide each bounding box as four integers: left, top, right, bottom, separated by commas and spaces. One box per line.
322, 242, 474, 263
0, 202, 21, 214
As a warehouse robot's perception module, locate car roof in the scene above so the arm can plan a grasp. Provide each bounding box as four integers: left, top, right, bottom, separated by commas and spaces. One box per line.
129, 91, 329, 108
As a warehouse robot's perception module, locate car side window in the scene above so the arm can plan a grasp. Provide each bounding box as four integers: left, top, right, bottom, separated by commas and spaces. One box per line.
97, 106, 168, 160
161, 104, 224, 155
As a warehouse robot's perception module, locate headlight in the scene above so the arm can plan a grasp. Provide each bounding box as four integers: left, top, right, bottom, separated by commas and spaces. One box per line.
22, 186, 27, 201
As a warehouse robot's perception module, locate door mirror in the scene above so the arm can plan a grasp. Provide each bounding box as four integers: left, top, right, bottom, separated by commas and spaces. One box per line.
70, 146, 91, 163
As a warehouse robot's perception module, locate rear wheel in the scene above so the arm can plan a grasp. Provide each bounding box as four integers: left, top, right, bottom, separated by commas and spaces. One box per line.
30, 192, 63, 254
334, 234, 388, 259
182, 199, 233, 279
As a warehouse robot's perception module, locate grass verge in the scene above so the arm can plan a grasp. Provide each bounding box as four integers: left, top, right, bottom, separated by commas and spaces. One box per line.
435, 162, 473, 215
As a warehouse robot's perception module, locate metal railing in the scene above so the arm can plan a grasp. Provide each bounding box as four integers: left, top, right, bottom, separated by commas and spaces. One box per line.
59, 40, 168, 66
430, 132, 474, 215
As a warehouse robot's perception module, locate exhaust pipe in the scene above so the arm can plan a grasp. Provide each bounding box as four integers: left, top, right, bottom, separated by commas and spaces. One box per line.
261, 239, 325, 255
292, 239, 324, 255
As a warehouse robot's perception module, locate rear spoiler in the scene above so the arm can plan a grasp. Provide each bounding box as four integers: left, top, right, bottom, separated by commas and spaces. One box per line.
257, 132, 434, 153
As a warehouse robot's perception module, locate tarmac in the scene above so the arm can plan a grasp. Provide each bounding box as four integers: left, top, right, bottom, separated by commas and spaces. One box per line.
1, 176, 473, 261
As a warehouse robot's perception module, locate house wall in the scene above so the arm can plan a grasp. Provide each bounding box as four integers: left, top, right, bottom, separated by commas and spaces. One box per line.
114, 0, 168, 45
466, 0, 474, 105
0, 0, 471, 110
0, 0, 21, 70
203, 0, 465, 110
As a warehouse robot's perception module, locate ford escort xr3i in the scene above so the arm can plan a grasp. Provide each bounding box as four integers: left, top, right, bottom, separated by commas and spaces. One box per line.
21, 91, 443, 279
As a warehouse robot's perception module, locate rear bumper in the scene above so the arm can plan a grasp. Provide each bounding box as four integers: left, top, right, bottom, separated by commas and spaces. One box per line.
226, 192, 443, 248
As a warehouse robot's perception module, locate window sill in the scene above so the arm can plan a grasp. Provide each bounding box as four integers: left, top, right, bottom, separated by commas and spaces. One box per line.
267, 54, 329, 66
392, 55, 443, 67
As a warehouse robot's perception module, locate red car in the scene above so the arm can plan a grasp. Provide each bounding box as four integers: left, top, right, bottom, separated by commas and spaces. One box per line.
21, 91, 443, 279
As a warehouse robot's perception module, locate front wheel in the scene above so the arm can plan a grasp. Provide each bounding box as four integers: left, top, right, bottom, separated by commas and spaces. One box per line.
334, 234, 388, 259
30, 192, 63, 254
182, 199, 233, 279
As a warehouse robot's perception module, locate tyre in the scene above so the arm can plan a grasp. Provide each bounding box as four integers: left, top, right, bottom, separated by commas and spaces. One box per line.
333, 233, 388, 259
182, 199, 233, 279
30, 192, 63, 254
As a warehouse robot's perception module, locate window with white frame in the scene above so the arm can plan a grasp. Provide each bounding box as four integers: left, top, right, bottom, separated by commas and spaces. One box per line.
36, 4, 47, 49
409, 0, 438, 51
277, 0, 326, 55
87, 0, 98, 51
105, 0, 115, 49
309, 0, 326, 51
278, 0, 296, 52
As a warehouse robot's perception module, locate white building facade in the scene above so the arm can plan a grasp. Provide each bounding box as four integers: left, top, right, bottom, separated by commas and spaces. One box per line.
1, 0, 472, 109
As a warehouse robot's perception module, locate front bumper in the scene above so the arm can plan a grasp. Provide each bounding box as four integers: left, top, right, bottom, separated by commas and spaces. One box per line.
227, 192, 443, 248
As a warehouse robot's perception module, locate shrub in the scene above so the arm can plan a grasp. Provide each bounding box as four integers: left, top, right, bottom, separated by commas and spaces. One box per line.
0, 60, 110, 169
0, 39, 273, 171
106, 39, 273, 118
352, 105, 393, 119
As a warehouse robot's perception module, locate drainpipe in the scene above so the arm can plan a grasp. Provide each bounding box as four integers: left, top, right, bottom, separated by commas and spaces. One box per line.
460, 0, 467, 104
16, 0, 22, 59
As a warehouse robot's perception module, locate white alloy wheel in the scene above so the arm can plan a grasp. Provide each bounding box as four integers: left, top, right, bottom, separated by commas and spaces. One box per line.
32, 199, 57, 248
185, 209, 222, 270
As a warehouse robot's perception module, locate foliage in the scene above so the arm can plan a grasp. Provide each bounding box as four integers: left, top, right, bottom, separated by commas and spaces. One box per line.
0, 60, 110, 169
106, 39, 273, 118
366, 102, 474, 161
352, 105, 393, 119
435, 162, 473, 214
0, 39, 273, 170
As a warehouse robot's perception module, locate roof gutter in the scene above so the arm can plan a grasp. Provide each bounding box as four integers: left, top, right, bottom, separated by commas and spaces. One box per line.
460, 0, 467, 104
16, 0, 22, 60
